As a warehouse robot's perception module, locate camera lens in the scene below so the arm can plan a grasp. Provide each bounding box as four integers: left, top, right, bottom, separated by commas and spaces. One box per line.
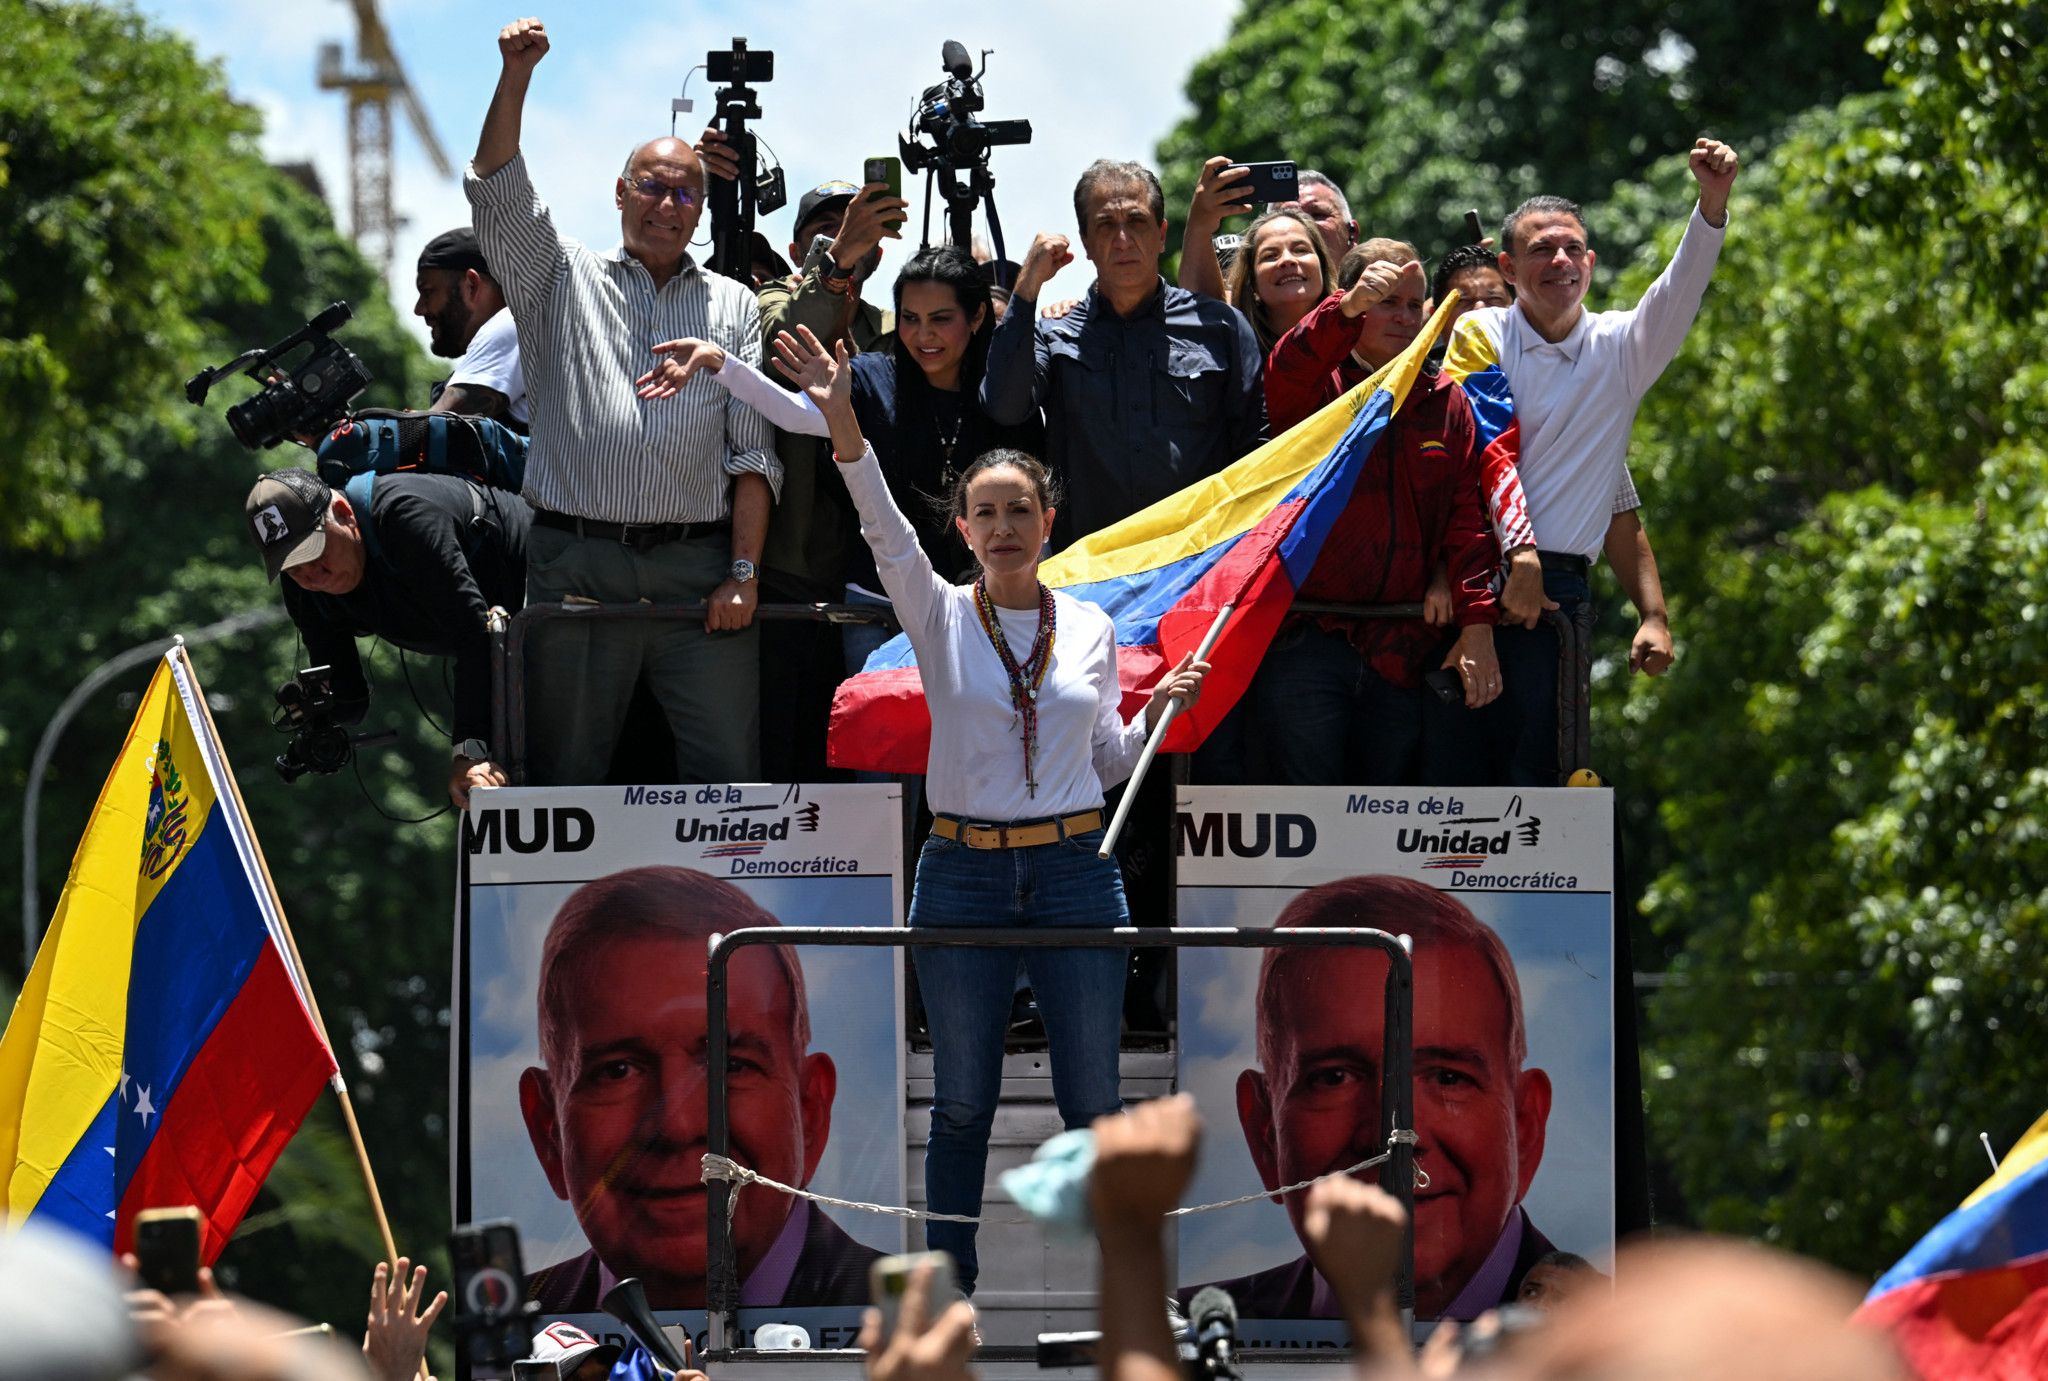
226, 387, 292, 450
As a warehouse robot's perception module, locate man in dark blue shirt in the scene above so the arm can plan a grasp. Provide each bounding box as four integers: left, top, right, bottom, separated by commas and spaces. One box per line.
980, 159, 1267, 549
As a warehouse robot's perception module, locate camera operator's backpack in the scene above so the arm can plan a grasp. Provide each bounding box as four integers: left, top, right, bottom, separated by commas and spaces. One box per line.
313, 408, 526, 494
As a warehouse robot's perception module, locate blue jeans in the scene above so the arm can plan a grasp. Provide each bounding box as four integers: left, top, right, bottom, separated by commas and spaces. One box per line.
1252, 622, 1424, 784
1423, 567, 1590, 786
910, 826, 1128, 1294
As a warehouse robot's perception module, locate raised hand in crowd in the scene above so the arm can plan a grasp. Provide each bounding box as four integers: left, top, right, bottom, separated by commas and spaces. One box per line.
1091, 1095, 1202, 1381
475, 17, 549, 177
828, 181, 912, 269
361, 1257, 445, 1381
1012, 231, 1075, 304
1689, 138, 1740, 225
1177, 156, 1256, 299
857, 1262, 978, 1381
1299, 1177, 1415, 1374
772, 326, 865, 461
636, 337, 729, 399
694, 125, 741, 184
1341, 259, 1426, 320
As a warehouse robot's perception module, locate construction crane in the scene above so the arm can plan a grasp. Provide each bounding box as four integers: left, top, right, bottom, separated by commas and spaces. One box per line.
317, 0, 454, 272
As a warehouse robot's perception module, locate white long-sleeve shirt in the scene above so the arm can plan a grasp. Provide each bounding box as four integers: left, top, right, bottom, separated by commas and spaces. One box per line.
1448, 204, 1726, 559
837, 446, 1146, 821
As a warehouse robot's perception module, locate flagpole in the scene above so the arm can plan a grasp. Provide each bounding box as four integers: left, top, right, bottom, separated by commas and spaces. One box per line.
1098, 604, 1235, 859
168, 645, 414, 1298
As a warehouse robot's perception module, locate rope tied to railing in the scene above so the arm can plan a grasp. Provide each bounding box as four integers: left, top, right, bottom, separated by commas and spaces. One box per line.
700, 1128, 1424, 1227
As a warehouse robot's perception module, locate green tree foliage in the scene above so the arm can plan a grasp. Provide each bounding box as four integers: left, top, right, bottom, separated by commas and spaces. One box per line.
1155, 0, 1879, 261
1603, 71, 2048, 1270
0, 0, 268, 551
1, 1, 454, 1362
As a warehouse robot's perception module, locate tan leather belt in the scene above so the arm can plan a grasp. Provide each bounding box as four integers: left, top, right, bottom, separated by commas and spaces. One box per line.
931, 810, 1105, 850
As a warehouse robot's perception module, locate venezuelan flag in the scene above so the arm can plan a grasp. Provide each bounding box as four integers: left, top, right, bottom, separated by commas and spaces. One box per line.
1442, 313, 1533, 552
1854, 1112, 2048, 1377
0, 648, 337, 1261
827, 296, 1457, 775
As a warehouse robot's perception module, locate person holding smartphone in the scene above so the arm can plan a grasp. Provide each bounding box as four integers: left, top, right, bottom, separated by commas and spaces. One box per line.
770, 321, 1206, 1298
638, 245, 1044, 674
1244, 238, 1506, 785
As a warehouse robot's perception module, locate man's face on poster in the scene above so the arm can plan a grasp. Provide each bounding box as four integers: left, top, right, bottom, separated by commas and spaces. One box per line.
1239, 941, 1551, 1317
520, 932, 835, 1308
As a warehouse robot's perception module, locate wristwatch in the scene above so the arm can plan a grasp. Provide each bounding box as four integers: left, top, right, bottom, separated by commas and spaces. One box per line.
454, 738, 491, 763
727, 558, 757, 584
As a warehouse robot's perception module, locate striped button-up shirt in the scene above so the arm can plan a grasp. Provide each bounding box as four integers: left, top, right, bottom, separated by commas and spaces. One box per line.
465, 153, 778, 524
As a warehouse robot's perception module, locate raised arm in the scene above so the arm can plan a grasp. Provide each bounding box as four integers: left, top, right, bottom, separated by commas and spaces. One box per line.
1177, 157, 1253, 300
474, 18, 546, 178
980, 232, 1070, 424
1621, 138, 1739, 395
780, 327, 949, 638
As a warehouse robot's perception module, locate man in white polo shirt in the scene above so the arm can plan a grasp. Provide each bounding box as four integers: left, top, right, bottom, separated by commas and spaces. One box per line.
1440, 138, 1740, 784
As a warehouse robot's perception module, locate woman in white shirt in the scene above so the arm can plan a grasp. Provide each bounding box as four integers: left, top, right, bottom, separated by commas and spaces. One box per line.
769, 323, 1207, 1297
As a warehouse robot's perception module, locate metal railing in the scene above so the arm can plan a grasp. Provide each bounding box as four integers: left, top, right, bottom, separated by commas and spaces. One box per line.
488, 597, 1592, 788
701, 924, 1417, 1362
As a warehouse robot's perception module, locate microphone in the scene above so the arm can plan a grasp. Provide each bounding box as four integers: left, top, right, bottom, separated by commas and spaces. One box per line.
601, 1277, 690, 1374
309, 301, 353, 334
941, 39, 972, 78
1186, 1287, 1243, 1381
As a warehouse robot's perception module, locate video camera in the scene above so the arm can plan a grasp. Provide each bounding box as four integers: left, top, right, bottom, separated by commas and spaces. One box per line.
271, 665, 393, 784
900, 41, 1032, 271
184, 303, 372, 450
701, 37, 789, 286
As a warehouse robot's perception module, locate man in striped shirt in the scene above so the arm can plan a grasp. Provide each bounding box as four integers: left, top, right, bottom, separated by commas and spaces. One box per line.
465, 16, 779, 785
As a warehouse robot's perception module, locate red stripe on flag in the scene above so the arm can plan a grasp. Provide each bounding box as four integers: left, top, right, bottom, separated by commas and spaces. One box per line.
827, 668, 934, 776
1857, 1251, 2048, 1380
113, 944, 334, 1262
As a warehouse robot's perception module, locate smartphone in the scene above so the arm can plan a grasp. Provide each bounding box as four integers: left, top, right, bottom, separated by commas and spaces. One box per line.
864, 156, 906, 230
869, 1250, 957, 1334
451, 1219, 533, 1370
1464, 208, 1486, 245
1424, 667, 1464, 706
706, 46, 773, 84
133, 1206, 203, 1296
1229, 159, 1298, 207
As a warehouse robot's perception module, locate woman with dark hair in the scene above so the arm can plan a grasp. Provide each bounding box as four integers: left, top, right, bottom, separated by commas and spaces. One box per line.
639, 245, 1042, 667
763, 320, 1206, 1299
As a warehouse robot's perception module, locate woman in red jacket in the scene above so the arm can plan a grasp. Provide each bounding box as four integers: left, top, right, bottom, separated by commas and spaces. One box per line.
1247, 240, 1506, 784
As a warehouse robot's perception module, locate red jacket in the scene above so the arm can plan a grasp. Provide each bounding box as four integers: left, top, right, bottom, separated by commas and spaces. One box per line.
1295, 366, 1499, 687
1265, 293, 1373, 436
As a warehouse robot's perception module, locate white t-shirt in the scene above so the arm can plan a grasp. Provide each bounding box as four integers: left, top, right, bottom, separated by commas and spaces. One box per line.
447, 306, 529, 425
838, 446, 1146, 821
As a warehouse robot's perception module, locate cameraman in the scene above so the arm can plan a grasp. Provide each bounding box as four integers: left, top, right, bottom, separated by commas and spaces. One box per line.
413, 227, 530, 429
244, 468, 528, 809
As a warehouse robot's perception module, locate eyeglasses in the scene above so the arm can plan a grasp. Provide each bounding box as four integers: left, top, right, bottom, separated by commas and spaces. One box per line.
626, 176, 700, 210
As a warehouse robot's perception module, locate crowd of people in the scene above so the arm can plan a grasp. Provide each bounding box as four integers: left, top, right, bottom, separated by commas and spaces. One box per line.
245, 13, 1735, 809
211, 13, 1769, 1378
8, 1093, 1907, 1379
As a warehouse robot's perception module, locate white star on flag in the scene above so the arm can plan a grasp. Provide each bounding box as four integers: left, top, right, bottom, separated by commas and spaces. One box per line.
134, 1085, 156, 1128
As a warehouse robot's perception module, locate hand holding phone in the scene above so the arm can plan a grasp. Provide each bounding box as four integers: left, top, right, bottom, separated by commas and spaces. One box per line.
869, 1250, 958, 1335
134, 1206, 203, 1296
863, 156, 907, 232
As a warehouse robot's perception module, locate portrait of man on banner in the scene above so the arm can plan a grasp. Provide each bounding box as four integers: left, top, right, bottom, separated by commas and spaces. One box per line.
1180, 872, 1608, 1324
515, 865, 882, 1311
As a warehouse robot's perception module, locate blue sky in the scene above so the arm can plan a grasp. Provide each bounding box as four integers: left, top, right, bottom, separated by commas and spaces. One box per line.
133, 0, 1239, 346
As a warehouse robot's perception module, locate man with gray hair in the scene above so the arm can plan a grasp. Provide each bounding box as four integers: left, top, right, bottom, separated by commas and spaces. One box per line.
465, 16, 778, 786
981, 158, 1266, 548
1280, 169, 1359, 266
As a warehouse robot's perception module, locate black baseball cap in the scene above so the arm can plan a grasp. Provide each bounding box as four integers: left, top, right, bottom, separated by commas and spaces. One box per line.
794, 181, 861, 236
416, 227, 492, 276
245, 469, 333, 582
